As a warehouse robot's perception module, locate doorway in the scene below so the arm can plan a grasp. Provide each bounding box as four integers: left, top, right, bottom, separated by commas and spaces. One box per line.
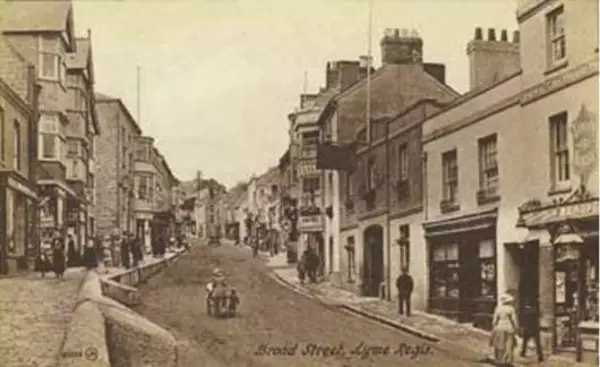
518, 242, 540, 315
362, 225, 384, 297
329, 236, 334, 274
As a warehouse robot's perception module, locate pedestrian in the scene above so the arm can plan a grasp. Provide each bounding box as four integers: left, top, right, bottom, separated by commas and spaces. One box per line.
297, 256, 306, 285
121, 233, 131, 269
396, 267, 414, 316
228, 288, 240, 317
66, 234, 79, 267
82, 238, 97, 270
520, 298, 544, 362
52, 237, 66, 279
132, 234, 143, 267
306, 247, 318, 283
490, 292, 518, 366
35, 249, 52, 278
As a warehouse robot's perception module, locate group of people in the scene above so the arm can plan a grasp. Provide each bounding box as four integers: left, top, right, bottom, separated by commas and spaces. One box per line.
296, 246, 320, 284
489, 293, 544, 365
205, 267, 240, 316
34, 234, 104, 278
108, 232, 144, 269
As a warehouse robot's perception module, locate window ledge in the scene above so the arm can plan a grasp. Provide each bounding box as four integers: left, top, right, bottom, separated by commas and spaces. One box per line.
544, 60, 569, 76
548, 185, 572, 196
440, 200, 460, 214
476, 190, 501, 205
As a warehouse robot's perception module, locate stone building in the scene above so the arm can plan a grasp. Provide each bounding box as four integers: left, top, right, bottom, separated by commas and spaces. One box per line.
65, 32, 100, 256
422, 0, 598, 361
0, 41, 39, 274
0, 0, 97, 255
318, 29, 458, 309
95, 93, 142, 238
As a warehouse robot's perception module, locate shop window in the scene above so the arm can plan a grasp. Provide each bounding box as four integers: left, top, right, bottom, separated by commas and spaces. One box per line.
431, 243, 459, 299
302, 177, 320, 194
550, 112, 570, 185
583, 245, 599, 322
547, 6, 566, 67
479, 239, 496, 299
442, 150, 458, 203
478, 134, 498, 196
13, 120, 20, 171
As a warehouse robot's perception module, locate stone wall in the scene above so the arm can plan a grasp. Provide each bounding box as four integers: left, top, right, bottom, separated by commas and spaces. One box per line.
59, 250, 185, 367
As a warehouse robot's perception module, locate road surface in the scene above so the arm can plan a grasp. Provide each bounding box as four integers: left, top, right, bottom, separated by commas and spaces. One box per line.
134, 243, 483, 367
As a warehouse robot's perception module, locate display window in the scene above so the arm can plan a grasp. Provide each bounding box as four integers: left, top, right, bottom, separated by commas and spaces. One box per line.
432, 243, 459, 298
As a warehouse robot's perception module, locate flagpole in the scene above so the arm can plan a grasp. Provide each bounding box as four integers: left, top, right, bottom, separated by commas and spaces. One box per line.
366, 0, 373, 145
137, 65, 141, 124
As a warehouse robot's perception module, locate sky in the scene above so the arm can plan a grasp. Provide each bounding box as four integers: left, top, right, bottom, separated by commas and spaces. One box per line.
72, 0, 517, 188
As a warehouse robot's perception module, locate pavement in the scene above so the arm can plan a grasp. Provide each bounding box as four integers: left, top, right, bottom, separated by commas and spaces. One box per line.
133, 240, 485, 366
263, 250, 597, 367
0, 267, 85, 367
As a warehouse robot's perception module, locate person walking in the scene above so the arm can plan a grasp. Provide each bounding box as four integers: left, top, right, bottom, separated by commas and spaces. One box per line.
52, 237, 66, 279
82, 238, 97, 270
490, 293, 519, 366
131, 234, 143, 267
120, 233, 131, 269
66, 234, 78, 267
396, 267, 414, 316
520, 298, 544, 362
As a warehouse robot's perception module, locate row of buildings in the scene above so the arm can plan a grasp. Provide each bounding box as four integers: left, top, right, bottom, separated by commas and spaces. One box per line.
0, 0, 181, 273
210, 0, 598, 360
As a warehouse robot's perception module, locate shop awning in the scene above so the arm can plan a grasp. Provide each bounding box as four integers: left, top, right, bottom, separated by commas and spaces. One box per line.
423, 208, 498, 238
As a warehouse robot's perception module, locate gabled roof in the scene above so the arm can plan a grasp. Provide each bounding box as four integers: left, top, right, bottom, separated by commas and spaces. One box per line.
0, 0, 73, 33
95, 92, 143, 135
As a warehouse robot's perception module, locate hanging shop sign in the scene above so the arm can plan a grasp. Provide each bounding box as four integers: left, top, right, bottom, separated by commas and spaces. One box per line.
571, 104, 598, 187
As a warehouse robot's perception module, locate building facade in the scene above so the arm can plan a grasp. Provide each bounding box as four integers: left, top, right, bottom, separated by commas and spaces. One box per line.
421, 0, 598, 360
95, 94, 142, 239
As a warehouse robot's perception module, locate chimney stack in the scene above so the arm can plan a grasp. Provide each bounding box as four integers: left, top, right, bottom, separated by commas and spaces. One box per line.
467, 27, 521, 90
513, 30, 520, 43
380, 28, 423, 65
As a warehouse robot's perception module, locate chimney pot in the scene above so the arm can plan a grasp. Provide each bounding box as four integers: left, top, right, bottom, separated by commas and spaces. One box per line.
475, 27, 483, 40
513, 30, 520, 43
394, 28, 400, 37
501, 29, 508, 41
488, 28, 496, 41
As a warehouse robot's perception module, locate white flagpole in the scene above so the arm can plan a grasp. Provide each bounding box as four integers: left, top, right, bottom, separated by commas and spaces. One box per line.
366, 0, 373, 145
137, 65, 141, 124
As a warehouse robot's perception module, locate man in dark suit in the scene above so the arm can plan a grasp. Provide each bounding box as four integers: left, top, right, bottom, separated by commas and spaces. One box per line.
520, 298, 544, 362
396, 267, 414, 316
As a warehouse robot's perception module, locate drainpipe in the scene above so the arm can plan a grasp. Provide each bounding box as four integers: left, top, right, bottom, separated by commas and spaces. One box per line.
385, 120, 391, 301
116, 107, 121, 233
28, 65, 42, 259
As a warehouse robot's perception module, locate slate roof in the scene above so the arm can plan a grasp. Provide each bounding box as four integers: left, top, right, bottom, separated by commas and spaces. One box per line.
0, 0, 72, 33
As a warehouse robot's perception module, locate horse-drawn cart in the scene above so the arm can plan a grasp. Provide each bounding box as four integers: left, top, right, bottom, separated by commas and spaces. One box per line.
206, 282, 238, 318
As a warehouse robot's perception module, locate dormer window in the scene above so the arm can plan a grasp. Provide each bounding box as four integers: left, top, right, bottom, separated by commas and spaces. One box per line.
547, 6, 566, 67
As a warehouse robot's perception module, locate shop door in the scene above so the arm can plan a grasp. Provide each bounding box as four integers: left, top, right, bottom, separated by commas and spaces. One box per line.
518, 242, 539, 317
363, 225, 384, 297
459, 242, 479, 323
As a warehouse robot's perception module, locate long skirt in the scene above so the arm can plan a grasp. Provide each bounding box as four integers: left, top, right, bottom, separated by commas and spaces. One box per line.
490, 329, 516, 365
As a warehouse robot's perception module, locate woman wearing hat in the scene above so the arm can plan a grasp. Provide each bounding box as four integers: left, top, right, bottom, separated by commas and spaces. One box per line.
490, 292, 518, 366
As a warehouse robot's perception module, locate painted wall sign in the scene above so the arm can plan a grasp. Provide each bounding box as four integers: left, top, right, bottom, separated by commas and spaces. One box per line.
571, 104, 598, 187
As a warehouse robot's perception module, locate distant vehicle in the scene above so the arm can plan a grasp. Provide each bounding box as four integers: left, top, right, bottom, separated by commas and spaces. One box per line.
207, 223, 221, 246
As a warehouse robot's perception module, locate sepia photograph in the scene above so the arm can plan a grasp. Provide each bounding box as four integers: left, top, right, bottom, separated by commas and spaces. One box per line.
0, 0, 598, 366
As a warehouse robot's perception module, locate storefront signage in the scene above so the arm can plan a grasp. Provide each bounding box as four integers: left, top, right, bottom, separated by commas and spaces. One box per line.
297, 161, 318, 177
298, 215, 323, 231
550, 200, 599, 221
571, 104, 598, 187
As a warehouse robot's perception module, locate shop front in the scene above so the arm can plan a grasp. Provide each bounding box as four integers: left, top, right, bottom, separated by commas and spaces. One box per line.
517, 190, 599, 360
424, 208, 498, 330
0, 172, 38, 274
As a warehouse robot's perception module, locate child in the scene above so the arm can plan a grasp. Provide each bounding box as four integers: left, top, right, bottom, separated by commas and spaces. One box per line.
35, 252, 51, 278
229, 288, 240, 316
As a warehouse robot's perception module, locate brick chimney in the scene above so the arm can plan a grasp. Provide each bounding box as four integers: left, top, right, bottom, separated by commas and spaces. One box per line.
380, 28, 423, 65
326, 60, 360, 92
358, 55, 374, 80
467, 27, 521, 90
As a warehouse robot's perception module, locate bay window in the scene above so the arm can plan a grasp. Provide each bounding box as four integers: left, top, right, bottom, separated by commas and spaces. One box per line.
39, 115, 63, 160
38, 35, 65, 83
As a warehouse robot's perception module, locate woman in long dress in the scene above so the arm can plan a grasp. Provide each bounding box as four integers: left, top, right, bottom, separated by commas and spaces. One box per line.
52, 238, 66, 279
490, 293, 518, 366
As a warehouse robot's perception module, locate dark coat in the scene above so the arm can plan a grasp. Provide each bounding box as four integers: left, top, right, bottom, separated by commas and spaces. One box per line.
396, 274, 414, 296
521, 304, 540, 332
52, 242, 66, 275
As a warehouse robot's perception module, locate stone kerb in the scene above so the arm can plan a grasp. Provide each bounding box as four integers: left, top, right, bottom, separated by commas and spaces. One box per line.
59, 272, 110, 367
100, 278, 141, 307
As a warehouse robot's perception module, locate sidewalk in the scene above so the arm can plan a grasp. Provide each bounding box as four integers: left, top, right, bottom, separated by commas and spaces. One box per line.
0, 268, 85, 367
266, 253, 595, 367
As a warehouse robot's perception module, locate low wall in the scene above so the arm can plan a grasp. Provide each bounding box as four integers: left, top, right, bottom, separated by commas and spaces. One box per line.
59, 249, 186, 367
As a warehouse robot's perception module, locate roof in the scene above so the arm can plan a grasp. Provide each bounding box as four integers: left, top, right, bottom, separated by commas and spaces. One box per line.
66, 38, 90, 70
0, 0, 73, 33
95, 92, 143, 135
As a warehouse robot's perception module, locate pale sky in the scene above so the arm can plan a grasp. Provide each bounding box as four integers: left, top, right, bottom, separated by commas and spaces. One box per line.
73, 0, 517, 188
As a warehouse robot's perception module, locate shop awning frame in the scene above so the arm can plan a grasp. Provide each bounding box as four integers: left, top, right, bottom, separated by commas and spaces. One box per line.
423, 207, 498, 238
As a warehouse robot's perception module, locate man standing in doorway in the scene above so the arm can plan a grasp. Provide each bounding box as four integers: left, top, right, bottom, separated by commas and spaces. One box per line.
520, 298, 544, 362
396, 267, 414, 317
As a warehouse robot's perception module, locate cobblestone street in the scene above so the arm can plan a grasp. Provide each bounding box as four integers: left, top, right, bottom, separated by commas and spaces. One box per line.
0, 270, 84, 367
134, 243, 487, 367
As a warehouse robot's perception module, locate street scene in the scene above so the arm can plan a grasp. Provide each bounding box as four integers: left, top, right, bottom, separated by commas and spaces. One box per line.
0, 0, 598, 366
